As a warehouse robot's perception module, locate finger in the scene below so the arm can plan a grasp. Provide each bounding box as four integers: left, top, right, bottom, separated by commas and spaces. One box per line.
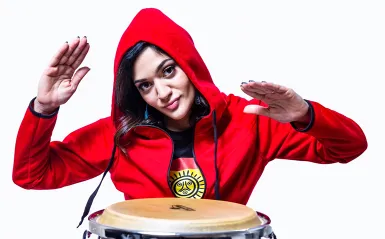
71, 66, 90, 88
71, 43, 90, 69
243, 104, 271, 117
59, 37, 81, 65
48, 42, 69, 67
67, 36, 88, 66
241, 87, 266, 101
243, 86, 290, 102
246, 81, 275, 93
241, 82, 269, 95
262, 82, 287, 93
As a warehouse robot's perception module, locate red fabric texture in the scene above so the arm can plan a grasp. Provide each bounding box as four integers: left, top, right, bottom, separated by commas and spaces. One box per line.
13, 8, 367, 205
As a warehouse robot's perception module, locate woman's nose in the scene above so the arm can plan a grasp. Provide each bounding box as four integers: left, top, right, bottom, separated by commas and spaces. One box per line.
155, 81, 172, 101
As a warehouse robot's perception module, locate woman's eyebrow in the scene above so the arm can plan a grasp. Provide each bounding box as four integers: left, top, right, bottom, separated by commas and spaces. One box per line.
133, 58, 173, 84
155, 58, 173, 73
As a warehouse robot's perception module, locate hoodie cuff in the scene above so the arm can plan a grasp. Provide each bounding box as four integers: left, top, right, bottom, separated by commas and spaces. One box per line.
28, 97, 59, 119
290, 99, 315, 132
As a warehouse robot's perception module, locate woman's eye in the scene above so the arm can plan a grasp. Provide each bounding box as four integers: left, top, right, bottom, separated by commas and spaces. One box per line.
138, 82, 151, 91
163, 65, 175, 77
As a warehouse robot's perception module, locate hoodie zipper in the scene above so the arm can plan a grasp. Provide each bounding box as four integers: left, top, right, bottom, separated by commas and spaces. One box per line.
191, 127, 207, 198
133, 124, 175, 192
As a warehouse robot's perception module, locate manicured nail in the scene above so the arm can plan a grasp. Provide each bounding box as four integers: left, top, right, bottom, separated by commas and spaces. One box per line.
241, 82, 247, 84
77, 36, 80, 38
249, 80, 255, 82
65, 41, 68, 43
84, 36, 87, 38
261, 81, 266, 83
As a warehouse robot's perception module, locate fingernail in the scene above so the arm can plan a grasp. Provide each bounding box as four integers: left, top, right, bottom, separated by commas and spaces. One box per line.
84, 36, 87, 38
249, 80, 255, 82
261, 81, 266, 83
65, 41, 68, 43
241, 82, 247, 84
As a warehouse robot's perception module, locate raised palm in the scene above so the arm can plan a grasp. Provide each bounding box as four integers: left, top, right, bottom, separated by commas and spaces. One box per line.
241, 81, 310, 123
36, 36, 90, 112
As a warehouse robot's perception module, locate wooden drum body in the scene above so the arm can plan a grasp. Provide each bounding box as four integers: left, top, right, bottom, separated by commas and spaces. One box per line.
86, 198, 276, 239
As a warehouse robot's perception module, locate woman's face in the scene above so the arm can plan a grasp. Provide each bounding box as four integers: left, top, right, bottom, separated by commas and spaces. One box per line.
133, 47, 195, 130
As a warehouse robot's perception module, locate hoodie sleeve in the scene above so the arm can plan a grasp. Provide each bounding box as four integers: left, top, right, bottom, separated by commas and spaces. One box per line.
226, 94, 367, 164
12, 98, 115, 190
256, 99, 368, 164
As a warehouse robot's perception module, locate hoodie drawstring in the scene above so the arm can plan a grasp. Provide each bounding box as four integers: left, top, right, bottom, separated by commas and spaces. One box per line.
212, 110, 220, 200
77, 143, 117, 228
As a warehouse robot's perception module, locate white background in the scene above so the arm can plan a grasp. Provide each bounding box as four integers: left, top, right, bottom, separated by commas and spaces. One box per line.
1, 0, 384, 238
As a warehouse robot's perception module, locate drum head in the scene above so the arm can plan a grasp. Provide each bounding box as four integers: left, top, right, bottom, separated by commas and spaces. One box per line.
96, 198, 263, 234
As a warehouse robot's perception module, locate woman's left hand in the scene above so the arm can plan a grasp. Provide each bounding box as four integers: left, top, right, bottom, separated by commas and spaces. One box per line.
241, 81, 310, 124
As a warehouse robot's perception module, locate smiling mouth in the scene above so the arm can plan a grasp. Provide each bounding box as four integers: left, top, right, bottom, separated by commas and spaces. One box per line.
164, 97, 179, 108
164, 97, 180, 110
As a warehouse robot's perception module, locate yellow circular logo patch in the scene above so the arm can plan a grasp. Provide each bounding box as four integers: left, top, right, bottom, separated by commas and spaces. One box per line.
169, 158, 206, 199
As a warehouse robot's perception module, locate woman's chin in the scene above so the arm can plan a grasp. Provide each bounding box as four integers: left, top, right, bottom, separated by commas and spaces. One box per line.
163, 108, 190, 123
166, 112, 187, 121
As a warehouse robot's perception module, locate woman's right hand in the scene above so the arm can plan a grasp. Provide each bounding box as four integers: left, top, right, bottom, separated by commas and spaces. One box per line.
34, 36, 90, 114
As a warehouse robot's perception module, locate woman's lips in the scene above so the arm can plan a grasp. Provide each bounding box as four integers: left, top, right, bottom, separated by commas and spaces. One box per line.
165, 98, 180, 111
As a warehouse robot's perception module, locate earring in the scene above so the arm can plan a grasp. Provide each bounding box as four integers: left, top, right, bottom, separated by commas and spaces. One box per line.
144, 104, 149, 119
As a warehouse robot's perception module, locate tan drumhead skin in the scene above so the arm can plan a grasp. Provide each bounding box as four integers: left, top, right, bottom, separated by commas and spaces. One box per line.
96, 198, 263, 233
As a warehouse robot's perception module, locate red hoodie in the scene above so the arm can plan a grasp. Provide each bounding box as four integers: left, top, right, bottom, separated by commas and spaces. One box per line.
13, 8, 367, 225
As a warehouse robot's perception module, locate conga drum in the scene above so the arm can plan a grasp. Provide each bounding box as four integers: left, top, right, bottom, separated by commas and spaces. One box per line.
85, 198, 277, 238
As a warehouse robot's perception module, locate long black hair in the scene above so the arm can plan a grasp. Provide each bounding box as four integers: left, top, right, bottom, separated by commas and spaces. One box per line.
113, 41, 210, 152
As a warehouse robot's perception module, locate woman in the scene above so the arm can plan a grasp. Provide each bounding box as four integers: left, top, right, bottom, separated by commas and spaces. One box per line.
13, 8, 367, 227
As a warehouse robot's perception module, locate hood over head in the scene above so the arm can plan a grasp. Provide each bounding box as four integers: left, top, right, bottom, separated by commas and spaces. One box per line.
111, 8, 227, 129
